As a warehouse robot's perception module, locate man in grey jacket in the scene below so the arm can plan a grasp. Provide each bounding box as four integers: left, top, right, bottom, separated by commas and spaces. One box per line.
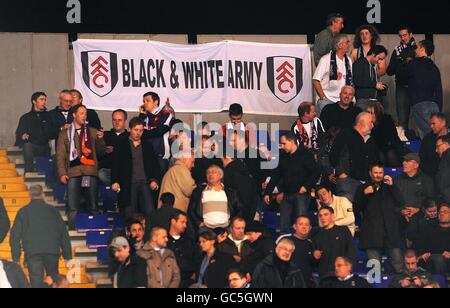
10, 185, 72, 288
313, 13, 345, 66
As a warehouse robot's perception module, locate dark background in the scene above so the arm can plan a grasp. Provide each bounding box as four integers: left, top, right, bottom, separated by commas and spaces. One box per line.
0, 0, 446, 37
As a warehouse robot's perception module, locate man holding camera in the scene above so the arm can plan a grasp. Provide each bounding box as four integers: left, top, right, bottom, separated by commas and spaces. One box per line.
389, 250, 434, 288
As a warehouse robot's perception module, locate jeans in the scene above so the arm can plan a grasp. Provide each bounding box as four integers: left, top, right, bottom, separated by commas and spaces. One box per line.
67, 176, 99, 230
98, 168, 112, 186
336, 177, 362, 203
426, 254, 449, 277
123, 181, 155, 220
366, 248, 404, 274
412, 102, 440, 139
280, 193, 308, 235
27, 254, 59, 288
22, 143, 49, 173
396, 85, 411, 129
316, 98, 336, 117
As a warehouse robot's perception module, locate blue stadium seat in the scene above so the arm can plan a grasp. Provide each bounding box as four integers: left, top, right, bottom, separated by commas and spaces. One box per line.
433, 275, 447, 288
384, 168, 403, 179
99, 186, 118, 212
262, 211, 280, 231
107, 212, 125, 230
403, 141, 422, 154
86, 230, 113, 249
371, 275, 392, 289
97, 247, 111, 265
75, 214, 110, 232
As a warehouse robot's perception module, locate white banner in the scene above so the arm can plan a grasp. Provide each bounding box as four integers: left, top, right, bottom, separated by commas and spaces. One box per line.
73, 39, 312, 116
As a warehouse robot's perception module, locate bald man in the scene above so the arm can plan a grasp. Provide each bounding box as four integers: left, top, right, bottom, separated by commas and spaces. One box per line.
330, 112, 380, 202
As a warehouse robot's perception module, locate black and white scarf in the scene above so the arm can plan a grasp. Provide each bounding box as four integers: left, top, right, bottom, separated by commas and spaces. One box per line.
330, 51, 353, 86
395, 37, 416, 56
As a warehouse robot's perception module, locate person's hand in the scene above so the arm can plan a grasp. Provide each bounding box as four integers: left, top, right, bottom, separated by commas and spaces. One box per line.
60, 175, 69, 185
44, 276, 54, 286
376, 82, 386, 91
150, 181, 159, 191
263, 195, 271, 205
401, 278, 411, 288
313, 250, 322, 260
61, 124, 70, 131
407, 207, 420, 217
112, 183, 121, 193
413, 277, 423, 287
97, 130, 104, 139
139, 104, 146, 114
233, 255, 242, 263
299, 187, 307, 195
364, 186, 375, 195
339, 173, 348, 180
419, 253, 431, 262
384, 175, 394, 186
401, 208, 411, 220
105, 146, 114, 154
276, 193, 285, 204
22, 133, 30, 141
442, 251, 450, 259
328, 174, 337, 185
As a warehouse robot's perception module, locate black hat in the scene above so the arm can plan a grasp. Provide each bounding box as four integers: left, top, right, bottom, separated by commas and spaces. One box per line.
245, 221, 266, 233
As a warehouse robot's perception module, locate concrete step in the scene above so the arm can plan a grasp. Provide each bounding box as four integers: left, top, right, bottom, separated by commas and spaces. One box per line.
96, 278, 113, 289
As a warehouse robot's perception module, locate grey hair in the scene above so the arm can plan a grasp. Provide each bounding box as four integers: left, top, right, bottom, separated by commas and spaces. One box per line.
29, 185, 44, 199
206, 165, 224, 180
276, 238, 296, 250
333, 34, 349, 51
341, 85, 355, 95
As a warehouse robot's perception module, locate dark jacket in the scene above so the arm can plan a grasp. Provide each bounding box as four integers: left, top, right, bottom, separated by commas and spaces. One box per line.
167, 234, 201, 286
198, 250, 237, 289
188, 184, 240, 229
394, 171, 435, 209
139, 107, 173, 158
436, 149, 450, 204
372, 114, 410, 156
312, 225, 356, 278
415, 222, 450, 256
265, 147, 321, 195
10, 199, 72, 262
145, 205, 177, 241
217, 237, 253, 265
111, 137, 161, 208
389, 268, 434, 288
67, 107, 102, 130
223, 160, 258, 223
0, 198, 10, 243
0, 260, 29, 288
252, 255, 306, 288
15, 109, 52, 147
407, 215, 439, 249
407, 57, 443, 110
113, 254, 148, 288
320, 103, 362, 132
387, 43, 417, 86
320, 275, 372, 288
241, 234, 274, 276
330, 128, 380, 181
99, 130, 129, 170
355, 183, 404, 250
419, 129, 449, 177
48, 107, 72, 141
290, 236, 314, 284
353, 56, 379, 100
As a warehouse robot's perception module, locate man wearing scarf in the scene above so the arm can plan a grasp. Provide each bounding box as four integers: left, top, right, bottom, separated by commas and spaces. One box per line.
313, 34, 353, 116
57, 105, 106, 230
387, 26, 417, 132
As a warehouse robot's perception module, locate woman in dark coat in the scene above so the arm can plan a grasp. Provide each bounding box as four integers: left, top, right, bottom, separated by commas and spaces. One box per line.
366, 101, 410, 167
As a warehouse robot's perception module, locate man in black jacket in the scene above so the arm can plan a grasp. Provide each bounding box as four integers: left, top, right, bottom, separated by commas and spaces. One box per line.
189, 165, 240, 230
109, 236, 148, 289
264, 132, 321, 234
419, 113, 449, 177
218, 217, 252, 267
436, 135, 450, 204
15, 92, 51, 174
389, 250, 434, 289
98, 109, 129, 185
0, 198, 10, 243
353, 45, 388, 111
355, 165, 404, 274
313, 207, 356, 279
407, 40, 443, 139
48, 90, 73, 146
289, 216, 315, 287
252, 238, 306, 288
387, 26, 417, 131
68, 89, 102, 130
168, 210, 200, 288
10, 185, 72, 288
330, 112, 380, 203
111, 118, 161, 219
242, 221, 274, 277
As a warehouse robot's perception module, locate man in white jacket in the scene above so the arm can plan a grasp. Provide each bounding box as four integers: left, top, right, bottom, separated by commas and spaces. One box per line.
316, 185, 356, 236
